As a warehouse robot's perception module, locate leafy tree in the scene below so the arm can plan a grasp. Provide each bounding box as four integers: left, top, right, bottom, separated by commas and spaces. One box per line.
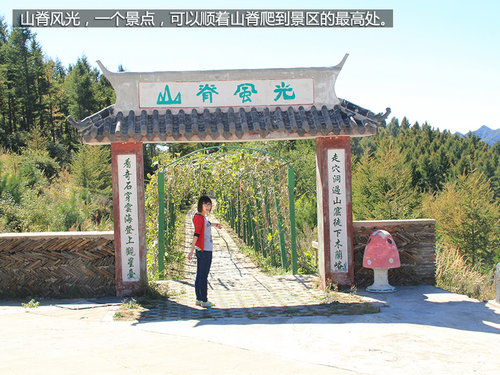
0, 17, 7, 43
30, 38, 49, 131
352, 141, 421, 220
70, 145, 112, 197
64, 56, 114, 121
4, 27, 46, 132
43, 58, 67, 143
69, 145, 113, 227
64, 56, 99, 120
423, 171, 500, 270
0, 18, 9, 138
0, 24, 55, 147
401, 116, 411, 130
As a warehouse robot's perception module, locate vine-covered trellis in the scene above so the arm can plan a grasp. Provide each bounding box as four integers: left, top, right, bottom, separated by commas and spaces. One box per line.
155, 146, 298, 278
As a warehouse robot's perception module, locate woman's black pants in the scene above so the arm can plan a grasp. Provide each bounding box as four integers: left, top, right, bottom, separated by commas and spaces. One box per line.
195, 250, 212, 302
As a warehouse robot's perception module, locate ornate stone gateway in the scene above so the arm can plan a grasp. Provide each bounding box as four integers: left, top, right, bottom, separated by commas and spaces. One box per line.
70, 54, 389, 296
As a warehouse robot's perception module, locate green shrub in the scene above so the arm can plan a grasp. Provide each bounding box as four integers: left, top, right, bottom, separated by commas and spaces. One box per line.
296, 224, 318, 274
0, 195, 23, 231
20, 150, 60, 185
18, 189, 54, 231
21, 299, 40, 309
47, 142, 73, 167
0, 162, 23, 203
295, 194, 317, 231
54, 194, 85, 231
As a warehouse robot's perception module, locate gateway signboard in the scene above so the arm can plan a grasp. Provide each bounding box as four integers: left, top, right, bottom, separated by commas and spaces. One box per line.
138, 79, 314, 109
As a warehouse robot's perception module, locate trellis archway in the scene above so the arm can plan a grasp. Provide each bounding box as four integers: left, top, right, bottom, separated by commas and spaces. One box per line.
69, 55, 390, 296
157, 145, 298, 277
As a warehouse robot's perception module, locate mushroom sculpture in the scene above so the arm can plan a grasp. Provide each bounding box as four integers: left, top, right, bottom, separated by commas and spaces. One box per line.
363, 230, 401, 292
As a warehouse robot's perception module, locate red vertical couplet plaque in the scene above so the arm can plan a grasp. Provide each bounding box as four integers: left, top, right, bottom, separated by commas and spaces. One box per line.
315, 137, 354, 288
111, 142, 147, 296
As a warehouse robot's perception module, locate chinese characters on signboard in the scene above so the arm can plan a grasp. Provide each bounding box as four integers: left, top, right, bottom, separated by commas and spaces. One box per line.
117, 155, 140, 282
138, 79, 314, 109
327, 149, 348, 273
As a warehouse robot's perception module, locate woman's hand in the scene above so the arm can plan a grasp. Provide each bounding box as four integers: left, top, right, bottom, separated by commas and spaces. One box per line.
187, 249, 194, 261
215, 223, 222, 229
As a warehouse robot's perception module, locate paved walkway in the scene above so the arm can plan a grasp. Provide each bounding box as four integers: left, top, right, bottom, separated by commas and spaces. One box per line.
141, 209, 356, 321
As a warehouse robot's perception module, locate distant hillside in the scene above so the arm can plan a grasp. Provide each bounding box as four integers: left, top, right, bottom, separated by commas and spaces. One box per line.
457, 126, 500, 146
473, 126, 500, 146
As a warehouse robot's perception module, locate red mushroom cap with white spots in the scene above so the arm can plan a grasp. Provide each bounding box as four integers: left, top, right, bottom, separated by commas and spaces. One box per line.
362, 230, 401, 269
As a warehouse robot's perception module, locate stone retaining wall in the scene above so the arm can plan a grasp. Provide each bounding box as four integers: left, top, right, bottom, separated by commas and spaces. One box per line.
0, 219, 435, 297
353, 219, 436, 286
0, 232, 115, 298
313, 219, 436, 286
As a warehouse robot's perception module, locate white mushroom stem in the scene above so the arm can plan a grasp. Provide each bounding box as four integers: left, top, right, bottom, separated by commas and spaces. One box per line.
367, 268, 396, 293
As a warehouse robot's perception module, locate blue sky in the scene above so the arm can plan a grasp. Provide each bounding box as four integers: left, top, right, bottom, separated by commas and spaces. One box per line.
1, 0, 499, 134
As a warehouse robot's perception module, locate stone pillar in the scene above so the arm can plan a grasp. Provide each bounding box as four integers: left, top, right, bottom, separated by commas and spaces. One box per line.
316, 136, 354, 288
111, 142, 147, 296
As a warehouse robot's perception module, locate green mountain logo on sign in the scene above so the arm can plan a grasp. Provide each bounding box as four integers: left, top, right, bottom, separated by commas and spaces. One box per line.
157, 84, 181, 105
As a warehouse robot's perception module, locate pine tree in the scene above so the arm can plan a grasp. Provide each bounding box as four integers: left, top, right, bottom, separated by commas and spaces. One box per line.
70, 145, 112, 197
8, 27, 37, 131
352, 141, 421, 220
43, 59, 66, 142
64, 56, 99, 121
423, 171, 500, 270
64, 56, 114, 122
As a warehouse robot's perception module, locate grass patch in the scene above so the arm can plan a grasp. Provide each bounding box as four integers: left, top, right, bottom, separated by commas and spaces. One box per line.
315, 283, 380, 315
113, 283, 172, 321
320, 283, 364, 304
113, 298, 148, 321
436, 244, 495, 302
145, 281, 170, 299
121, 298, 141, 310
21, 299, 40, 309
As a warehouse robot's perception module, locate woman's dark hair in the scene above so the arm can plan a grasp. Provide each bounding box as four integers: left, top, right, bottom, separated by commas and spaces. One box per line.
197, 196, 212, 212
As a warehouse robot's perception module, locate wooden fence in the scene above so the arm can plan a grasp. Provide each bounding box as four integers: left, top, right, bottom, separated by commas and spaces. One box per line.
0, 232, 115, 298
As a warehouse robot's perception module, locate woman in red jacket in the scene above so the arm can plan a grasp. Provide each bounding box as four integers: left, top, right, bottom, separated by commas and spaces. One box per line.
187, 196, 222, 308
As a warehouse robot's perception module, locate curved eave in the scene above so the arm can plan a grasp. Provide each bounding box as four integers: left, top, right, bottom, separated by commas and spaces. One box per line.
69, 101, 390, 145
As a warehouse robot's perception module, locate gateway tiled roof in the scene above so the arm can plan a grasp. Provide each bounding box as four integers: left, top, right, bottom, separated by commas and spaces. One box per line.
68, 99, 390, 144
